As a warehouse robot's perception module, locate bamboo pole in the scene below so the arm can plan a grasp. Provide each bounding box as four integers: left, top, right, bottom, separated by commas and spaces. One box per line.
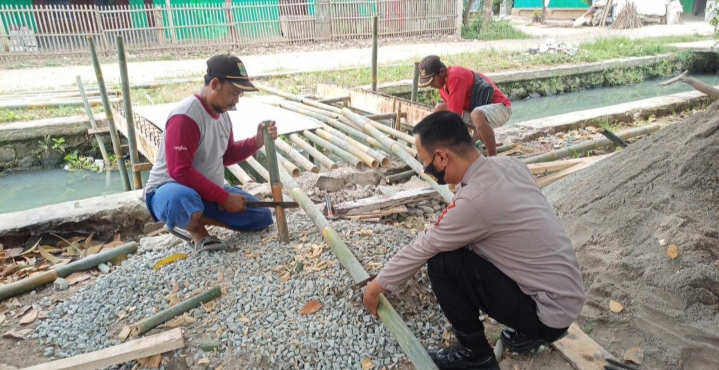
263, 125, 290, 244
227, 164, 254, 184
343, 108, 454, 203
275, 162, 439, 370
129, 286, 221, 337
658, 70, 719, 100
411, 61, 419, 102
366, 112, 400, 121
0, 99, 117, 109
0, 242, 138, 301
245, 156, 270, 182
385, 169, 415, 183
317, 95, 350, 104
259, 147, 301, 177
88, 35, 131, 192
315, 128, 379, 168
274, 138, 319, 173
522, 124, 660, 164
317, 122, 391, 167
76, 75, 110, 164
371, 15, 378, 92
598, 127, 627, 148
288, 134, 337, 170
302, 130, 363, 168
0, 271, 57, 302
116, 36, 143, 190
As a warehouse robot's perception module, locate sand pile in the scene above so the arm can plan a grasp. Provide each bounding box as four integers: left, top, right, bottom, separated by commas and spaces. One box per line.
543, 103, 719, 370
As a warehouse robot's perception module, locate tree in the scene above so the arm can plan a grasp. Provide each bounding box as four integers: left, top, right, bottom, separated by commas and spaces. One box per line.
480, 0, 493, 30
463, 0, 477, 27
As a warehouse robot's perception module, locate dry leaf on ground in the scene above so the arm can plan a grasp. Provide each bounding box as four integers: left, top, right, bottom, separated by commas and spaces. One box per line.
13, 306, 32, 319
137, 354, 162, 368
7, 298, 21, 308
361, 359, 376, 370
83, 233, 95, 249
623, 346, 644, 365
4, 248, 23, 259
2, 329, 32, 340
152, 253, 188, 270
197, 358, 210, 365
20, 240, 41, 256
610, 300, 624, 313
38, 247, 61, 264
117, 326, 132, 341
300, 300, 322, 315
0, 313, 6, 325
165, 313, 197, 328
19, 308, 38, 325
238, 314, 250, 324
667, 244, 679, 259
65, 272, 91, 285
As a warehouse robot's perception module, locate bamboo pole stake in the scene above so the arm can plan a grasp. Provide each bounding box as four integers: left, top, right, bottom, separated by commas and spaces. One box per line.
302, 130, 363, 168
343, 108, 454, 203
0, 242, 138, 301
522, 124, 660, 164
116, 36, 143, 190
245, 156, 270, 182
129, 286, 221, 337
385, 169, 415, 183
411, 61, 420, 102
315, 128, 379, 168
274, 138, 319, 173
371, 15, 378, 92
76, 75, 110, 163
317, 122, 391, 167
259, 147, 301, 177
227, 164, 254, 184
288, 133, 337, 170
88, 35, 131, 192
275, 162, 439, 370
263, 124, 290, 244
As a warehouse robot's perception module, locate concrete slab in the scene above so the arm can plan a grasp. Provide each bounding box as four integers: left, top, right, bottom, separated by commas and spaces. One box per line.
0, 190, 149, 247
0, 115, 107, 142
670, 40, 719, 53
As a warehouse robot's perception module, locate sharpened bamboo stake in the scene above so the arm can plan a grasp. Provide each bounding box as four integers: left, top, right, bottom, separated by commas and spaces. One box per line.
76, 75, 110, 164
522, 124, 660, 164
288, 134, 338, 170
343, 108, 454, 203
274, 138, 319, 173
263, 124, 290, 244
302, 130, 363, 168
275, 159, 439, 370
129, 286, 221, 337
117, 36, 143, 190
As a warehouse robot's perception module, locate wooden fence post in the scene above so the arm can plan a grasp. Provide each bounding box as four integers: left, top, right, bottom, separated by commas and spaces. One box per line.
164, 0, 176, 44
153, 5, 165, 45
224, 0, 238, 45
0, 9, 9, 53
455, 0, 462, 37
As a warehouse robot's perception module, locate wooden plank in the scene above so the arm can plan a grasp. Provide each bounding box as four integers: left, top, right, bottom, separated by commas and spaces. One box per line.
88, 127, 110, 135
345, 205, 408, 220
553, 323, 616, 370
526, 158, 586, 175
23, 328, 184, 370
115, 109, 159, 163
133, 162, 153, 172
333, 188, 439, 217
536, 155, 612, 189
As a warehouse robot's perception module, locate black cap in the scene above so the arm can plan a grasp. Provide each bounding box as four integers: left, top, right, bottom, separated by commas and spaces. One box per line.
418, 55, 445, 87
206, 54, 257, 92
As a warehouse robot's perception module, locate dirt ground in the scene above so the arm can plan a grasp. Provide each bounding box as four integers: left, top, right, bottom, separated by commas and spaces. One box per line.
0, 18, 713, 93
543, 102, 719, 370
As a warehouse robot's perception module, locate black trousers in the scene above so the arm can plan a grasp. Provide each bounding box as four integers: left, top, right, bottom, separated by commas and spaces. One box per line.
427, 247, 568, 357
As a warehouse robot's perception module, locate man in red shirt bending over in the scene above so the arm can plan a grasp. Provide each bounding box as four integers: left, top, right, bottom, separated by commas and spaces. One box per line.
418, 55, 512, 156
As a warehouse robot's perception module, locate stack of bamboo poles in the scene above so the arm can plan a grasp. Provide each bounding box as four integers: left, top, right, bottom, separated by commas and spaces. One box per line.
0, 88, 120, 109
610, 1, 642, 29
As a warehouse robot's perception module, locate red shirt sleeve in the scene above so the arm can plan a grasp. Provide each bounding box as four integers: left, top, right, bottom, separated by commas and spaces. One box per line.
165, 115, 230, 204
444, 71, 471, 114
223, 128, 259, 166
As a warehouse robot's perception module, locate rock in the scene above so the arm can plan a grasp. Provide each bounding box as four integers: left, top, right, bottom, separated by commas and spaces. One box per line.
54, 278, 69, 291
314, 175, 345, 192
200, 340, 220, 352
17, 156, 39, 169
378, 186, 401, 196
0, 145, 15, 164
243, 182, 272, 199
343, 170, 381, 187
39, 149, 64, 168
97, 263, 110, 274
623, 346, 644, 365
528, 92, 541, 99
140, 234, 183, 252
510, 88, 528, 99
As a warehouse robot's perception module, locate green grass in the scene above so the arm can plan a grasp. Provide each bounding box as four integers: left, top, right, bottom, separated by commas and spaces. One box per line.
462, 19, 531, 41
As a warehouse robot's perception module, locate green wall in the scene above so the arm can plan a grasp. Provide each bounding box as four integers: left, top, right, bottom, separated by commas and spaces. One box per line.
514, 0, 589, 9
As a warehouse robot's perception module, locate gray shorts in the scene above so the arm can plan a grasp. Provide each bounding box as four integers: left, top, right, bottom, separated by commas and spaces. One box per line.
462, 103, 512, 129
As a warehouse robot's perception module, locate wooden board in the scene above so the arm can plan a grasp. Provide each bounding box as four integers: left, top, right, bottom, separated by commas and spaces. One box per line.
133, 98, 320, 142
22, 328, 184, 370
526, 158, 587, 175
114, 111, 159, 164
536, 155, 612, 189
333, 188, 439, 217
553, 323, 616, 370
87, 127, 110, 135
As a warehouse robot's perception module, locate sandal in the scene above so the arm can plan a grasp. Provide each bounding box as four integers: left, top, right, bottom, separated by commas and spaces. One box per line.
194, 236, 228, 252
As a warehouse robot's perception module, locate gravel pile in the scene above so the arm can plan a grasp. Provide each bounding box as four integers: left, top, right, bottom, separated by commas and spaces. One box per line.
34, 212, 448, 369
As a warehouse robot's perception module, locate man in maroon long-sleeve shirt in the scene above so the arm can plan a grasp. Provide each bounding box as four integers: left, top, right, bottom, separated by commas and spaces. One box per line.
418, 55, 512, 156
144, 55, 278, 251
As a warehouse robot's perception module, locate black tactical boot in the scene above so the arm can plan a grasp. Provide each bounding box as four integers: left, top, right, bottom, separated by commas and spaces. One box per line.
427, 330, 500, 370
501, 328, 541, 353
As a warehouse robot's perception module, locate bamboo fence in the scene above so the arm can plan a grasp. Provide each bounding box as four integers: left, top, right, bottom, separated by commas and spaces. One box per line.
0, 0, 458, 60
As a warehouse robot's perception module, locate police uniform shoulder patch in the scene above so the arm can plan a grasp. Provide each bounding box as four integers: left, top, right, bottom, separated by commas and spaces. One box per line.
435, 201, 456, 227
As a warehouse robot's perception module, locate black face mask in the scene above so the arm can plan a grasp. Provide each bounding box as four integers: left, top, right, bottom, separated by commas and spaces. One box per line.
423, 153, 446, 185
